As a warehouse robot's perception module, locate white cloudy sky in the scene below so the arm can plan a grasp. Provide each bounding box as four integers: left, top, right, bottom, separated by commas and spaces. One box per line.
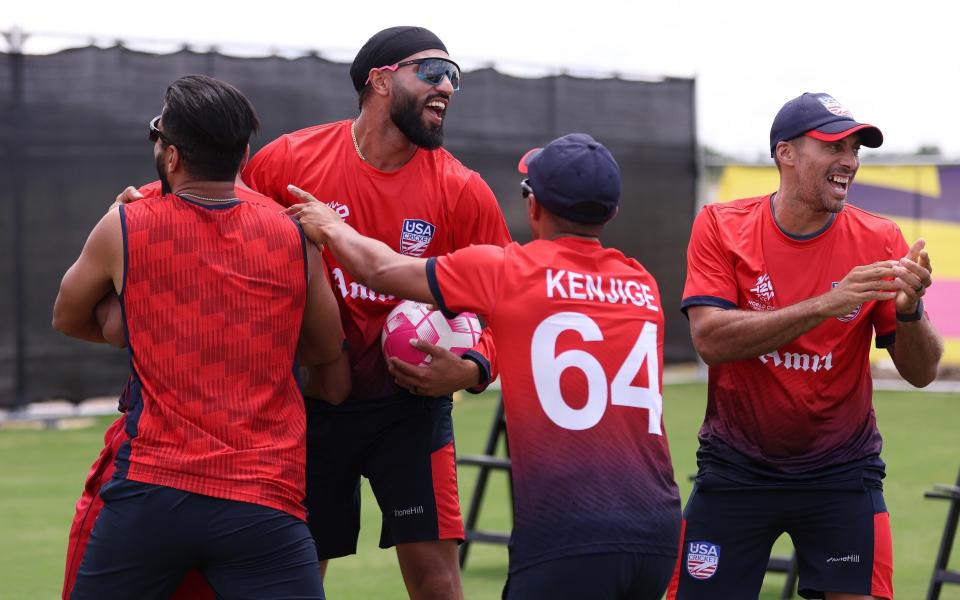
3, 0, 958, 160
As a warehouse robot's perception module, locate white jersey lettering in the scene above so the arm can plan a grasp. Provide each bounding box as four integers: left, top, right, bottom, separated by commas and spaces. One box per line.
332, 267, 395, 302
545, 269, 658, 312
759, 349, 833, 372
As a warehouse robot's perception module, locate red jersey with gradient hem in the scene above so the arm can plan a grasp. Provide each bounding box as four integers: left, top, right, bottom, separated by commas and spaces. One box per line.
429, 237, 681, 572
681, 194, 909, 477
118, 188, 309, 518
243, 120, 511, 402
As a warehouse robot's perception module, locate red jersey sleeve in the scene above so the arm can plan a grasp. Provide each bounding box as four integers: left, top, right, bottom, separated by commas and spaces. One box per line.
243, 136, 296, 207
452, 172, 512, 248
427, 244, 507, 392
681, 205, 739, 316
872, 223, 911, 347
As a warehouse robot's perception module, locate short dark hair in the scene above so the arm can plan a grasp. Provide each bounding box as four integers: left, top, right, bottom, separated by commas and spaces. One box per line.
538, 201, 607, 237
161, 75, 260, 181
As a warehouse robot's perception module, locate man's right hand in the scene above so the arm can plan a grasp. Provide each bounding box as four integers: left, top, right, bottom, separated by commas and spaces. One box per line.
817, 261, 899, 318
108, 186, 144, 212
284, 185, 344, 246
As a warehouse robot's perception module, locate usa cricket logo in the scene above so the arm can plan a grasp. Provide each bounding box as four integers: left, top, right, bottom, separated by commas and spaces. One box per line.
686, 541, 720, 580
816, 94, 852, 118
832, 281, 862, 322
400, 219, 435, 257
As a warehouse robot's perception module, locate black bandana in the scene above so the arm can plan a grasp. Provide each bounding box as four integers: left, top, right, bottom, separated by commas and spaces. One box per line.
350, 26, 448, 92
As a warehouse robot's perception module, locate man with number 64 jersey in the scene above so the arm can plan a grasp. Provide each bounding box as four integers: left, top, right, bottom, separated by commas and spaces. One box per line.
284, 132, 682, 600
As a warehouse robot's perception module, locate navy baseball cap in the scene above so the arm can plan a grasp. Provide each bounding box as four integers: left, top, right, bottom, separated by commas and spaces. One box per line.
517, 133, 620, 224
769, 93, 883, 156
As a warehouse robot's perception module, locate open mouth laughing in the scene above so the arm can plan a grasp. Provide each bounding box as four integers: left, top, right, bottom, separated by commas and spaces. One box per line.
828, 173, 851, 197
425, 97, 448, 124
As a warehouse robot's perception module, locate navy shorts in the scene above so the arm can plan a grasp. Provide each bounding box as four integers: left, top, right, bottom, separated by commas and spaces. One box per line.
303, 395, 463, 560
70, 479, 324, 600
503, 552, 675, 600
666, 478, 893, 599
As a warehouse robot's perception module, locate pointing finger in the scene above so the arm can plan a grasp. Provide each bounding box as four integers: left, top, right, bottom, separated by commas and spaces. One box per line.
287, 185, 318, 203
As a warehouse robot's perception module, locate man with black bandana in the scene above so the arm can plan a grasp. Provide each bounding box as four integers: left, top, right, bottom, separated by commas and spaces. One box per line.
241, 26, 511, 599
110, 26, 506, 598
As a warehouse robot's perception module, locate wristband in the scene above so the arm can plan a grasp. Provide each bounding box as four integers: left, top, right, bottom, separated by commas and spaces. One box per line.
896, 299, 924, 322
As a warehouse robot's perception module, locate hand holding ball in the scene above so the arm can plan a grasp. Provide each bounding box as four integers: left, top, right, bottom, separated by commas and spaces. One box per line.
381, 300, 482, 367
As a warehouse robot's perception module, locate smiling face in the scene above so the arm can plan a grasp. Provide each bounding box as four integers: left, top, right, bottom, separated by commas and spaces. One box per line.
388, 49, 454, 149
790, 134, 861, 214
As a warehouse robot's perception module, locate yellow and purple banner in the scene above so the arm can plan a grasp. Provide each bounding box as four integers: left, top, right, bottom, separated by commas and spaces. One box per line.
713, 164, 960, 366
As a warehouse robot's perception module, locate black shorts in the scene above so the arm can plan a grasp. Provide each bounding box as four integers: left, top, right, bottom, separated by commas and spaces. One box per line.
303, 395, 463, 560
503, 552, 675, 600
666, 478, 893, 599
70, 479, 323, 600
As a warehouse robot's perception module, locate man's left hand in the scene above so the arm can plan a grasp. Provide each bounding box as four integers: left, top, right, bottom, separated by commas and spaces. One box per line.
387, 340, 480, 397
894, 238, 933, 315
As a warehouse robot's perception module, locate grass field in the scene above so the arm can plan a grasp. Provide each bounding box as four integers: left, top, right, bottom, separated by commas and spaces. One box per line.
1, 383, 958, 599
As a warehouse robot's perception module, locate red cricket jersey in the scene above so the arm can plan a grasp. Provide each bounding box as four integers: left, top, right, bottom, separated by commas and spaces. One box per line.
681, 194, 909, 475
243, 120, 511, 401
118, 188, 309, 518
429, 237, 681, 571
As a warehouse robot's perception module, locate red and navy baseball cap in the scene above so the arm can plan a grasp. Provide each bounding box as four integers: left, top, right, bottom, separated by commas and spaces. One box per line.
769, 93, 883, 157
517, 133, 620, 224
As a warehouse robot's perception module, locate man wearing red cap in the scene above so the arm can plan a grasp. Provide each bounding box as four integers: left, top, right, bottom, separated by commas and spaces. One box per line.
283, 132, 683, 600
667, 93, 944, 599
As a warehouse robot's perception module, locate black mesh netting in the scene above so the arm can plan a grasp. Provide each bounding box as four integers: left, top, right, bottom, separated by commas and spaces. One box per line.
0, 46, 697, 407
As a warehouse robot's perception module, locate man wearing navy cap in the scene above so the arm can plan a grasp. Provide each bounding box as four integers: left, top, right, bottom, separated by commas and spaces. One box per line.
284, 132, 683, 600
670, 93, 944, 599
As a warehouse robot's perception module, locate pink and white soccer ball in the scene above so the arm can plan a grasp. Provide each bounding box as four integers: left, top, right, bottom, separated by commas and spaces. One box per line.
381, 300, 482, 367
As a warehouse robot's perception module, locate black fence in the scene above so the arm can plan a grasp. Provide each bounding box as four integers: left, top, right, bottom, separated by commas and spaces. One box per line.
0, 45, 698, 408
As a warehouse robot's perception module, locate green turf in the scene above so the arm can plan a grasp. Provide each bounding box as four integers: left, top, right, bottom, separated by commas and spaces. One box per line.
1, 384, 958, 599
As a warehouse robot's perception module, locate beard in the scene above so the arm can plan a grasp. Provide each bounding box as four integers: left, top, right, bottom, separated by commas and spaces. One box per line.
389, 85, 444, 150
155, 151, 171, 195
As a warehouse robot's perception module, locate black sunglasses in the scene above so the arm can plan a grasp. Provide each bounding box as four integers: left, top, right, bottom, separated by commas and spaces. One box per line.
521, 179, 534, 199
393, 57, 461, 91
148, 115, 174, 145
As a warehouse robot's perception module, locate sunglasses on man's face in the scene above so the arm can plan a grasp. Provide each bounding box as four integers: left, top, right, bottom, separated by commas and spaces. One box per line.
366, 57, 461, 91
148, 115, 173, 145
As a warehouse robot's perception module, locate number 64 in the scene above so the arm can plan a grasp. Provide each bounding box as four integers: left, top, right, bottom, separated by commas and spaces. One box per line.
531, 312, 663, 434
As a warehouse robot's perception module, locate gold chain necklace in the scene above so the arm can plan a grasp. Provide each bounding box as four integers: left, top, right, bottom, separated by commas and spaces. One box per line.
178, 193, 239, 204
350, 120, 366, 162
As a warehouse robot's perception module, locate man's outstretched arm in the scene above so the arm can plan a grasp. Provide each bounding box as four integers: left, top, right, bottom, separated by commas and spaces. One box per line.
285, 185, 434, 305
285, 186, 482, 395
